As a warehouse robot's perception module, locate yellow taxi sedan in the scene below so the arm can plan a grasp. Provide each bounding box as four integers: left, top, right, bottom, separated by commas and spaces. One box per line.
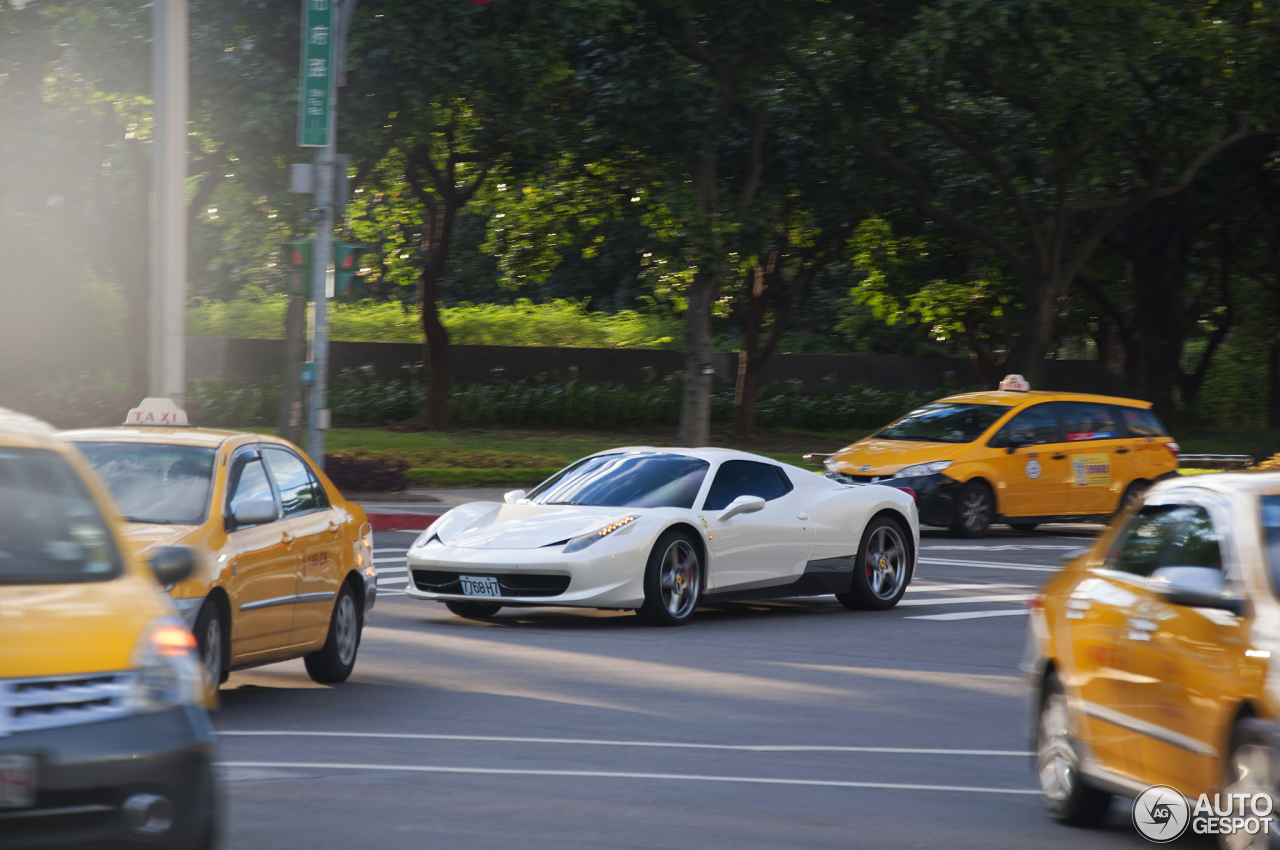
59, 399, 376, 688
1024, 470, 1280, 841
822, 376, 1179, 537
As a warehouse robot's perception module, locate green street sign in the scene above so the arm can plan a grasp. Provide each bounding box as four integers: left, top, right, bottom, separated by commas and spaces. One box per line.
296, 0, 334, 147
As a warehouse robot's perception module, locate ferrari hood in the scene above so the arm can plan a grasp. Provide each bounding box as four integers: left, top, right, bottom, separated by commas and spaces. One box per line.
832, 438, 963, 476
430, 502, 642, 550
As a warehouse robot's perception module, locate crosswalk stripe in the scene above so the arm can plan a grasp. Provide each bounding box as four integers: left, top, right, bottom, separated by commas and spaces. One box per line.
898, 594, 1034, 608
920, 558, 1055, 573
907, 610, 1029, 621
906, 583, 1028, 593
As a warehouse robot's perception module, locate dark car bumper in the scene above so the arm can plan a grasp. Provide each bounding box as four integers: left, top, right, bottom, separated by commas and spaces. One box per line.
0, 707, 216, 848
888, 473, 963, 528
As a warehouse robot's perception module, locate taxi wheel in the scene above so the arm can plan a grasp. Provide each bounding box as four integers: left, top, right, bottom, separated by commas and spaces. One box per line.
1036, 672, 1111, 826
836, 516, 910, 611
1221, 719, 1280, 850
193, 601, 229, 688
1119, 480, 1148, 513
304, 584, 361, 684
638, 530, 702, 626
445, 600, 503, 619
951, 482, 994, 539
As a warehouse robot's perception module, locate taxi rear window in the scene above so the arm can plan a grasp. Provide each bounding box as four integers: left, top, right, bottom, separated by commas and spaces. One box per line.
1263, 496, 1280, 593
0, 448, 122, 585
1118, 407, 1169, 438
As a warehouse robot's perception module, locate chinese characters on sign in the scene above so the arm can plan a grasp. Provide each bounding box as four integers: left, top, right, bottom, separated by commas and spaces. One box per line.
297, 0, 334, 147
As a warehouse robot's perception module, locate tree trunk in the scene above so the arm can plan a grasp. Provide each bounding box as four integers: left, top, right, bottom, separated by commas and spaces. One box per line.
278, 291, 307, 444
1015, 276, 1061, 389
733, 350, 762, 440
678, 267, 718, 446
1270, 330, 1280, 429
417, 207, 455, 430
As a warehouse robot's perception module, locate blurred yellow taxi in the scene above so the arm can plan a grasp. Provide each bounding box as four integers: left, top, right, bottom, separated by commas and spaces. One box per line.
0, 408, 215, 846
1024, 470, 1280, 838
822, 376, 1178, 537
59, 398, 376, 689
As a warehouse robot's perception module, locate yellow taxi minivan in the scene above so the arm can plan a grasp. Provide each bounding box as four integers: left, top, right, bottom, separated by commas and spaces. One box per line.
1025, 470, 1280, 843
59, 398, 376, 689
822, 376, 1179, 537
0, 409, 215, 847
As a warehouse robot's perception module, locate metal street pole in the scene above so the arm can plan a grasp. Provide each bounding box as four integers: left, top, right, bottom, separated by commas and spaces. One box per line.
149, 0, 187, 402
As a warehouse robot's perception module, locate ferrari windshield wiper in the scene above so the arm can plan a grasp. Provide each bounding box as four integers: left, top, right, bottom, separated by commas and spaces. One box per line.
544, 501, 586, 506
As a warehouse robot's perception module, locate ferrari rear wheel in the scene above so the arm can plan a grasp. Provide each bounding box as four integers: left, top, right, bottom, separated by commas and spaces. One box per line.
836, 516, 910, 611
445, 600, 503, 619
638, 530, 701, 626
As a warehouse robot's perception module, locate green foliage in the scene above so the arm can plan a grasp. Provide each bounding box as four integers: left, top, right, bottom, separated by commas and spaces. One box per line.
405, 467, 562, 487
324, 448, 566, 470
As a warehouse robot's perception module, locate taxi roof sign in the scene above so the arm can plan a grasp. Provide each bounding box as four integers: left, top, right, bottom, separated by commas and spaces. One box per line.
999, 374, 1031, 392
125, 398, 189, 427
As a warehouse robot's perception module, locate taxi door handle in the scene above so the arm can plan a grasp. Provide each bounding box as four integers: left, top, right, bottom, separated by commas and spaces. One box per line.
327, 521, 341, 534
281, 532, 295, 546
1052, 454, 1066, 460
1126, 618, 1157, 641
1115, 448, 1130, 454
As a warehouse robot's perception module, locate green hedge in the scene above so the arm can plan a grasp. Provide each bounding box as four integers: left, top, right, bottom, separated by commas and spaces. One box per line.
405, 467, 561, 487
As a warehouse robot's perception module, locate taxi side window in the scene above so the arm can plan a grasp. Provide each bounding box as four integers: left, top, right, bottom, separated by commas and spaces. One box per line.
1106, 504, 1221, 577
1118, 407, 1168, 438
1262, 496, 1280, 596
988, 404, 1061, 448
262, 448, 325, 516
227, 457, 276, 526
703, 460, 791, 511
1058, 402, 1120, 443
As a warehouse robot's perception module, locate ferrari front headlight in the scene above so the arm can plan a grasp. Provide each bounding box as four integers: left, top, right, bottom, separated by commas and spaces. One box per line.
893, 460, 952, 479
563, 516, 637, 553
128, 618, 204, 715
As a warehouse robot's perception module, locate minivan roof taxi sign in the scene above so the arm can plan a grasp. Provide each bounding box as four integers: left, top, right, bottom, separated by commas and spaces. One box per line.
125, 398, 189, 427
999, 374, 1031, 392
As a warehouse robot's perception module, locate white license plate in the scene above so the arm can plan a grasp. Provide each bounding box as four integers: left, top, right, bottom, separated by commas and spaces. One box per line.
459, 576, 501, 597
0, 755, 36, 809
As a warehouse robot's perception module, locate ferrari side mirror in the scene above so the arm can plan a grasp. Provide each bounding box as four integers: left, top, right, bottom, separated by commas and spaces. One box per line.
718, 495, 766, 522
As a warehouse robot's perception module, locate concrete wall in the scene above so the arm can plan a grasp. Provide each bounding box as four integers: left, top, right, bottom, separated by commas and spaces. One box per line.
186, 337, 1133, 396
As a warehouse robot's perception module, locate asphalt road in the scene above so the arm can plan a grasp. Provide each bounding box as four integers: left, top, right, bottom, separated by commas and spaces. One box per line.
211, 524, 1216, 849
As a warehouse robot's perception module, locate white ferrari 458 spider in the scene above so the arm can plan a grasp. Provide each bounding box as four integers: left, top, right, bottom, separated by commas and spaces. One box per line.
404, 447, 920, 625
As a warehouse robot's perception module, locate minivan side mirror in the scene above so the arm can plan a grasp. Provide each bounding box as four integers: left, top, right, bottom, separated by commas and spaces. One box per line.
232, 499, 278, 526
1005, 434, 1032, 455
718, 495, 766, 522
1151, 566, 1245, 616
150, 545, 195, 587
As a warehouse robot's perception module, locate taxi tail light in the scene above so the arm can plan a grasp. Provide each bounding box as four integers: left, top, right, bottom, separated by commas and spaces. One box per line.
1027, 594, 1045, 612
893, 486, 916, 500
1165, 441, 1180, 460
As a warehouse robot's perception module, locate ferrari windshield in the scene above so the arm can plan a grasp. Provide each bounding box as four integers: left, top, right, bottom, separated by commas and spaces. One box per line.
528, 453, 709, 509
0, 448, 122, 584
876, 402, 1011, 444
73, 442, 216, 525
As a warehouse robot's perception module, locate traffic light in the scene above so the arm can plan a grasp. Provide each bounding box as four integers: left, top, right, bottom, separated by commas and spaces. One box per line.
279, 238, 365, 300
333, 240, 364, 301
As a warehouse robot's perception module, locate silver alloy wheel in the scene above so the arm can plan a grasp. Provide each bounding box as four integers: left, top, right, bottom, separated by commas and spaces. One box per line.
201, 617, 222, 687
659, 539, 699, 619
864, 525, 907, 599
1222, 743, 1278, 850
1037, 693, 1077, 805
960, 489, 991, 532
334, 593, 358, 667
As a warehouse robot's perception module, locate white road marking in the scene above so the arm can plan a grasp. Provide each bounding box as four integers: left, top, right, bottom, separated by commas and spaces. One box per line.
373, 557, 406, 565
374, 567, 407, 575
905, 583, 1028, 593
217, 760, 1038, 795
919, 558, 1056, 573
897, 594, 1035, 608
920, 544, 1084, 551
377, 578, 409, 587
217, 730, 1030, 757
374, 548, 409, 554
908, 610, 1030, 621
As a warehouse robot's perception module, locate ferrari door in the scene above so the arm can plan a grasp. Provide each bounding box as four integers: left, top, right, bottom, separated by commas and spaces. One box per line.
261, 446, 345, 647
700, 460, 814, 591
224, 449, 298, 658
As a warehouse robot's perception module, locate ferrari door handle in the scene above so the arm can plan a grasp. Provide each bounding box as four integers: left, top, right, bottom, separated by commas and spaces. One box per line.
1115, 448, 1130, 454
1052, 454, 1067, 460
797, 512, 809, 520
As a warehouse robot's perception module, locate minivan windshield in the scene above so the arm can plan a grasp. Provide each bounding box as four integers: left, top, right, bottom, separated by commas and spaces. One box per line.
875, 403, 1011, 444
74, 442, 216, 525
528, 453, 709, 509
0, 448, 122, 584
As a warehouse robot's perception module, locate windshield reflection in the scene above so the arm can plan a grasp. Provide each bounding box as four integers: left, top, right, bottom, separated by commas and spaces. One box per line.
528, 453, 709, 509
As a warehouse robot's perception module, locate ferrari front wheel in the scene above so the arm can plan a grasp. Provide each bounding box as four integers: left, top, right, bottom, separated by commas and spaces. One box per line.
638, 530, 701, 626
837, 516, 910, 611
